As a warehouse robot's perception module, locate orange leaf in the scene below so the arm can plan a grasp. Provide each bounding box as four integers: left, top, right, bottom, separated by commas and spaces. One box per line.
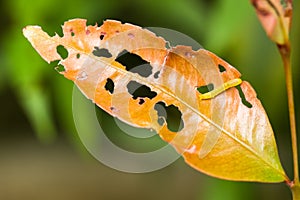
23, 19, 288, 182
251, 0, 293, 45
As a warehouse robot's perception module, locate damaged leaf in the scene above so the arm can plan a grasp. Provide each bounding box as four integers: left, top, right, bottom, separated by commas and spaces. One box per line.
23, 18, 287, 182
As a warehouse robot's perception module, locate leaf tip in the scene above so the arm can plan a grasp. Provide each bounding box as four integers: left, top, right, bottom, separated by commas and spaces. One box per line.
22, 25, 41, 39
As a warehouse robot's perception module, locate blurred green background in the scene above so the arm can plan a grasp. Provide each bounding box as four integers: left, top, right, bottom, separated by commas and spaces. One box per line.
0, 0, 299, 199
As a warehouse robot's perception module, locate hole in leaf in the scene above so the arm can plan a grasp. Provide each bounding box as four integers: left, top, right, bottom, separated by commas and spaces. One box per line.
56, 45, 68, 59
50, 60, 59, 66
71, 31, 75, 36
133, 64, 152, 78
100, 34, 105, 40
154, 102, 184, 132
105, 78, 114, 94
157, 118, 165, 126
236, 85, 253, 108
55, 64, 65, 73
218, 64, 226, 72
92, 47, 112, 58
76, 53, 80, 59
138, 98, 145, 105
116, 50, 152, 77
154, 71, 160, 79
197, 83, 214, 94
127, 81, 157, 100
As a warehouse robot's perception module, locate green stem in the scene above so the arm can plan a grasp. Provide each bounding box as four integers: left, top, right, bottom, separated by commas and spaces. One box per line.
278, 42, 299, 198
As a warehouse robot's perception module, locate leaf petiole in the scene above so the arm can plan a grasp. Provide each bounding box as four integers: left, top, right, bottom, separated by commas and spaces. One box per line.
278, 42, 299, 186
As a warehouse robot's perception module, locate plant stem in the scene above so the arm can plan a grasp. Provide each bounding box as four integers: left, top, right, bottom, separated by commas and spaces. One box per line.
278, 42, 299, 187
292, 184, 300, 200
